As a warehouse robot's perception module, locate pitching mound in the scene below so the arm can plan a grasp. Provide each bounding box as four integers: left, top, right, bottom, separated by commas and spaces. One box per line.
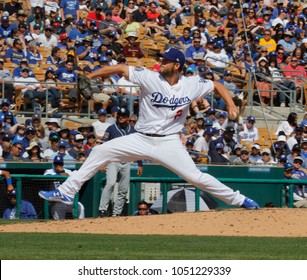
1, 208, 307, 237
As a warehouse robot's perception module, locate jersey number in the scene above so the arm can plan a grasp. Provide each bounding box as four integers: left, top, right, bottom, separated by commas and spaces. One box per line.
174, 110, 183, 121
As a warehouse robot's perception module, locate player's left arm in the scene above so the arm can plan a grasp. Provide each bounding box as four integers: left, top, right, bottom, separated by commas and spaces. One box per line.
213, 81, 239, 121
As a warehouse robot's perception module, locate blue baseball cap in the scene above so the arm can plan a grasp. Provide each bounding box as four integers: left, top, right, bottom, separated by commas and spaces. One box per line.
118, 107, 130, 116
98, 108, 107, 115
186, 138, 195, 146
58, 140, 67, 147
26, 126, 35, 134
92, 26, 99, 32
224, 70, 232, 76
169, 34, 176, 39
186, 66, 195, 74
111, 106, 120, 113
215, 143, 223, 150
204, 69, 213, 75
70, 129, 80, 136
83, 65, 93, 72
279, 8, 287, 14
219, 111, 228, 118
284, 162, 293, 170
1, 99, 10, 106
199, 19, 206, 26
253, 36, 260, 42
295, 28, 303, 34
1, 16, 9, 22
274, 143, 282, 150
105, 10, 112, 15
53, 155, 64, 164
207, 108, 216, 115
99, 56, 109, 62
247, 116, 256, 122
106, 49, 113, 56
204, 118, 213, 126
205, 127, 214, 135
2, 133, 11, 141
160, 48, 185, 68
213, 42, 222, 49
279, 154, 287, 163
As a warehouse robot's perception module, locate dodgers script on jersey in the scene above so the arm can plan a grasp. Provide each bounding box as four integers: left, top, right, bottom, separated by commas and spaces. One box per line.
129, 66, 214, 135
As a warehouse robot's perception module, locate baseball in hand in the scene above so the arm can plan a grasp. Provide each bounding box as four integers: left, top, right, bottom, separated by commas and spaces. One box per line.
230, 112, 238, 120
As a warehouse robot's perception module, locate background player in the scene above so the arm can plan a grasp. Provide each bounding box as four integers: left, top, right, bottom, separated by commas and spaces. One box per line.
39, 48, 259, 210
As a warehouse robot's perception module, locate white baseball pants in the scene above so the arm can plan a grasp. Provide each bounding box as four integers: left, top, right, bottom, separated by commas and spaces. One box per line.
58, 133, 245, 206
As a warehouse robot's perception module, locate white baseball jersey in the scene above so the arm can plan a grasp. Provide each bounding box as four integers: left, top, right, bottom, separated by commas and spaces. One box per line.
129, 67, 214, 135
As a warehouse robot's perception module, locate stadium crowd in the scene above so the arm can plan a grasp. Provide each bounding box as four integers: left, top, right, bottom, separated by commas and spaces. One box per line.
0, 0, 306, 167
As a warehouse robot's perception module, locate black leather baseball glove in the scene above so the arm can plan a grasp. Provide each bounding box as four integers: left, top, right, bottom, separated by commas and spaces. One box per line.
77, 74, 93, 100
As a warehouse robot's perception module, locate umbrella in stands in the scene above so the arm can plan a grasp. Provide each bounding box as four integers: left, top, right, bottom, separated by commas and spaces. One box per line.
150, 187, 218, 213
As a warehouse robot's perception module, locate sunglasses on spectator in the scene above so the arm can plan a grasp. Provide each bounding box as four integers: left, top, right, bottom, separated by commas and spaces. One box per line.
241, 151, 249, 155
262, 153, 269, 156
278, 52, 284, 54
14, 146, 22, 151
129, 120, 137, 123
291, 59, 298, 62
95, 141, 102, 144
293, 160, 302, 164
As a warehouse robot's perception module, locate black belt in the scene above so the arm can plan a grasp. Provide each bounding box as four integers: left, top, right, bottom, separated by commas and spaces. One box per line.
138, 132, 167, 137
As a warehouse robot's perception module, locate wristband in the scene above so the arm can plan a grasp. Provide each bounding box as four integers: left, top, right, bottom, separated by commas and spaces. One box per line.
6, 177, 12, 185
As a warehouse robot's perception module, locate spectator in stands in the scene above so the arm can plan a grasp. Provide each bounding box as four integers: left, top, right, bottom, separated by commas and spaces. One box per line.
44, 132, 60, 161
68, 20, 89, 42
210, 142, 230, 165
92, 109, 111, 140
286, 143, 302, 166
185, 37, 206, 67
49, 140, 74, 162
55, 59, 78, 102
37, 25, 58, 50
257, 148, 277, 165
132, 2, 148, 26
249, 143, 262, 163
0, 59, 15, 104
121, 13, 140, 37
239, 116, 259, 144
13, 59, 35, 79
287, 124, 304, 151
0, 15, 17, 40
233, 146, 252, 165
272, 8, 288, 28
278, 31, 296, 55
209, 126, 237, 159
207, 7, 222, 28
23, 141, 44, 162
275, 112, 297, 136
3, 189, 37, 220
68, 134, 85, 160
45, 118, 61, 133
86, 4, 104, 28
13, 67, 57, 112
177, 27, 193, 51
76, 36, 99, 63
78, 124, 94, 140
0, 99, 17, 122
259, 29, 277, 53
128, 115, 138, 127
5, 38, 25, 65
255, 57, 277, 106
98, 10, 119, 36
122, 32, 144, 59
4, 141, 24, 161
26, 41, 43, 66
60, 0, 79, 22
204, 42, 229, 74
46, 47, 63, 68
222, 8, 238, 30
28, 13, 45, 34
194, 126, 214, 153
117, 73, 140, 115
283, 55, 307, 103
34, 124, 49, 150
181, 118, 197, 145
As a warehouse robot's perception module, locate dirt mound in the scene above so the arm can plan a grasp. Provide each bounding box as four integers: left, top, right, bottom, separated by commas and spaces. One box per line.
1, 208, 307, 237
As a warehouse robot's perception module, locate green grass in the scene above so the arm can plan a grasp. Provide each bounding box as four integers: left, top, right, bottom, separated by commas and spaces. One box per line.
1, 233, 307, 260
